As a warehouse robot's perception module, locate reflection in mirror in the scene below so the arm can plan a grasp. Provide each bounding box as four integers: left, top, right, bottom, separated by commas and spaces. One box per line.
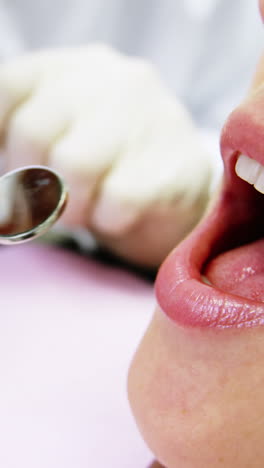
0, 166, 68, 244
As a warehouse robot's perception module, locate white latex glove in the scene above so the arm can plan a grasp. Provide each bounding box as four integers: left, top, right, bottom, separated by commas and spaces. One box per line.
0, 45, 212, 267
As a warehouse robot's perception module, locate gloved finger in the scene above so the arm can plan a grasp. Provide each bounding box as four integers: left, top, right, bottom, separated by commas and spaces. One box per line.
91, 123, 211, 236
0, 52, 54, 131
5, 79, 71, 169
48, 65, 163, 227
49, 111, 125, 225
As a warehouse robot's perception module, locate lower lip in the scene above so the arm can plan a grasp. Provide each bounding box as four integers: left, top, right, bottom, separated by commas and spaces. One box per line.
155, 192, 264, 329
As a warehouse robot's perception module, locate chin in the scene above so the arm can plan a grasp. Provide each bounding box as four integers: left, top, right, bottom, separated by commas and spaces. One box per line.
128, 91, 264, 467
128, 308, 264, 467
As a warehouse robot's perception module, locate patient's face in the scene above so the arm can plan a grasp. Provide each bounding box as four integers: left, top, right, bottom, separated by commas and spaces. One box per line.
128, 5, 264, 466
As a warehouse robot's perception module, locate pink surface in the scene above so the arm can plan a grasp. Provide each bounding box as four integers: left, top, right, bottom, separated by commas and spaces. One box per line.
0, 244, 154, 467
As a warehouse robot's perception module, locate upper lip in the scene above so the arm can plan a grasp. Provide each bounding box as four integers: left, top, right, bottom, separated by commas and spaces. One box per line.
155, 101, 264, 328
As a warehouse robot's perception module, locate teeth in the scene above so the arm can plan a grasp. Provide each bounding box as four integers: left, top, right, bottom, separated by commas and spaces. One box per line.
201, 275, 212, 286
255, 167, 264, 194
235, 154, 264, 194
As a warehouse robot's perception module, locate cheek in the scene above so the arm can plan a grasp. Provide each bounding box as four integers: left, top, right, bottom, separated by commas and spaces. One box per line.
128, 308, 264, 468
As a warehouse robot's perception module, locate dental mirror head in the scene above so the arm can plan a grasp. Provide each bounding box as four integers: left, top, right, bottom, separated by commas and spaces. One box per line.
0, 166, 68, 244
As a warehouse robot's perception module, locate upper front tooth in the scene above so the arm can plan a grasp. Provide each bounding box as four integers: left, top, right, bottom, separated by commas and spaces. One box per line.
235, 154, 264, 194
254, 168, 264, 193
235, 154, 262, 184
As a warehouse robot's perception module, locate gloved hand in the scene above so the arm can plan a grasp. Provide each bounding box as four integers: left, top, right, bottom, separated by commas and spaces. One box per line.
0, 44, 212, 267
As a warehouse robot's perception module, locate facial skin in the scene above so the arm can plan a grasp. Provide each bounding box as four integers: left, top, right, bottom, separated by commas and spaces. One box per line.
128, 3, 264, 467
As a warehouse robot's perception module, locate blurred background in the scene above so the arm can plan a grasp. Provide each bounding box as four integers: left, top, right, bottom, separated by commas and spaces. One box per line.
0, 0, 263, 130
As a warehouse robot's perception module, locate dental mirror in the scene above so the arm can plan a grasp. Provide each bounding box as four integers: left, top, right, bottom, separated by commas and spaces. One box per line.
0, 166, 68, 244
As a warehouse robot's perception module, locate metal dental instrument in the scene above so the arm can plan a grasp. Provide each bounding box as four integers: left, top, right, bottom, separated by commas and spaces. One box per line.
0, 166, 68, 244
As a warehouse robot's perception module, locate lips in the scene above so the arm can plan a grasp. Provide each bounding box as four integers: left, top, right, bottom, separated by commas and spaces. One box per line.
155, 92, 264, 328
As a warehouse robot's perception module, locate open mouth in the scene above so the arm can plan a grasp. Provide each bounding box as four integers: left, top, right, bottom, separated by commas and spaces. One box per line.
155, 102, 264, 328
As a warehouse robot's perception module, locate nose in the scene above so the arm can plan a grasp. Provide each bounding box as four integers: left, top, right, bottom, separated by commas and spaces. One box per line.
259, 0, 264, 21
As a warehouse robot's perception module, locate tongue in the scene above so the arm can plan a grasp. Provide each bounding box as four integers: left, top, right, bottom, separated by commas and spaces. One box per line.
205, 238, 264, 302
